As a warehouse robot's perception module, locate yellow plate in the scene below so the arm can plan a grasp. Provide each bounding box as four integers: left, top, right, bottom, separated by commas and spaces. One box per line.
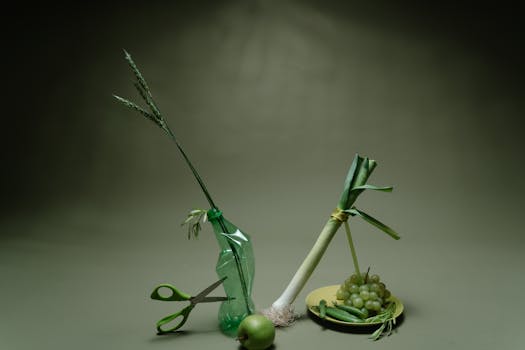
305, 285, 404, 326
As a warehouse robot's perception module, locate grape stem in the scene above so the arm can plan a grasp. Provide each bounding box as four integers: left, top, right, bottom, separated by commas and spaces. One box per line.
344, 221, 363, 285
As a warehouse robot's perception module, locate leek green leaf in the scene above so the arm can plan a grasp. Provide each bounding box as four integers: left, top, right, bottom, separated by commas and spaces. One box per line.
351, 184, 393, 192
338, 154, 361, 209
347, 208, 400, 240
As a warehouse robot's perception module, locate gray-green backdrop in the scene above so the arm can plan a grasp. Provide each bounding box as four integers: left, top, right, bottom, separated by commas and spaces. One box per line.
2, 1, 524, 350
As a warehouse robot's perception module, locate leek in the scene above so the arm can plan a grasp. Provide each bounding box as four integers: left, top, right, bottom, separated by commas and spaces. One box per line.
262, 154, 399, 326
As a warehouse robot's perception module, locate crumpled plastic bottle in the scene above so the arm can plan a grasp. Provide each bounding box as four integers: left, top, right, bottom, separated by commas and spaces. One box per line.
207, 209, 255, 336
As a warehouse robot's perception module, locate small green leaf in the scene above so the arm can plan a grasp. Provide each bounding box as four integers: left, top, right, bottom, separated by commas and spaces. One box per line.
182, 216, 193, 225
370, 322, 386, 340
192, 222, 201, 239
387, 319, 393, 336
181, 208, 207, 239
347, 208, 400, 240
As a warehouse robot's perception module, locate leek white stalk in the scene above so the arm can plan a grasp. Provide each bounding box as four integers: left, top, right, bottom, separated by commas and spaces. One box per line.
263, 155, 399, 326
264, 219, 341, 326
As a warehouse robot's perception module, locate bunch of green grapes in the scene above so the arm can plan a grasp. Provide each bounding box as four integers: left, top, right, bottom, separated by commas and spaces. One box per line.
335, 273, 391, 315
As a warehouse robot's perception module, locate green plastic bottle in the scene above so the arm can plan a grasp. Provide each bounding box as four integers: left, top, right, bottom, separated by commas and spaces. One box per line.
207, 209, 255, 336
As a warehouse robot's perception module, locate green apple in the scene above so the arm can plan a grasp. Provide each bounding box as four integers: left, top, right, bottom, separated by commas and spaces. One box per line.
237, 314, 275, 350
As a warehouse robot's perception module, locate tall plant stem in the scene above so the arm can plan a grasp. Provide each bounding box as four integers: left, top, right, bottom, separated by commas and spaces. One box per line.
164, 126, 252, 314
344, 221, 363, 284
164, 127, 217, 209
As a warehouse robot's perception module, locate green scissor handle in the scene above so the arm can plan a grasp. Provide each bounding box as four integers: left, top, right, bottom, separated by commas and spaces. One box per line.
156, 304, 195, 333
150, 278, 228, 334
150, 284, 191, 301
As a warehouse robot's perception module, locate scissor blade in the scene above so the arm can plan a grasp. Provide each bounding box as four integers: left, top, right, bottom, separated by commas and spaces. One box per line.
192, 276, 227, 303
199, 296, 232, 303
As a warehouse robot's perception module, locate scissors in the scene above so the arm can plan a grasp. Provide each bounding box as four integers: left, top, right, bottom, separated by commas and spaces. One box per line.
150, 276, 231, 334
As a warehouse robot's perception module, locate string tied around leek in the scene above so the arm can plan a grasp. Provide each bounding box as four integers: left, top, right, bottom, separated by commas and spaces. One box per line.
262, 154, 400, 326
